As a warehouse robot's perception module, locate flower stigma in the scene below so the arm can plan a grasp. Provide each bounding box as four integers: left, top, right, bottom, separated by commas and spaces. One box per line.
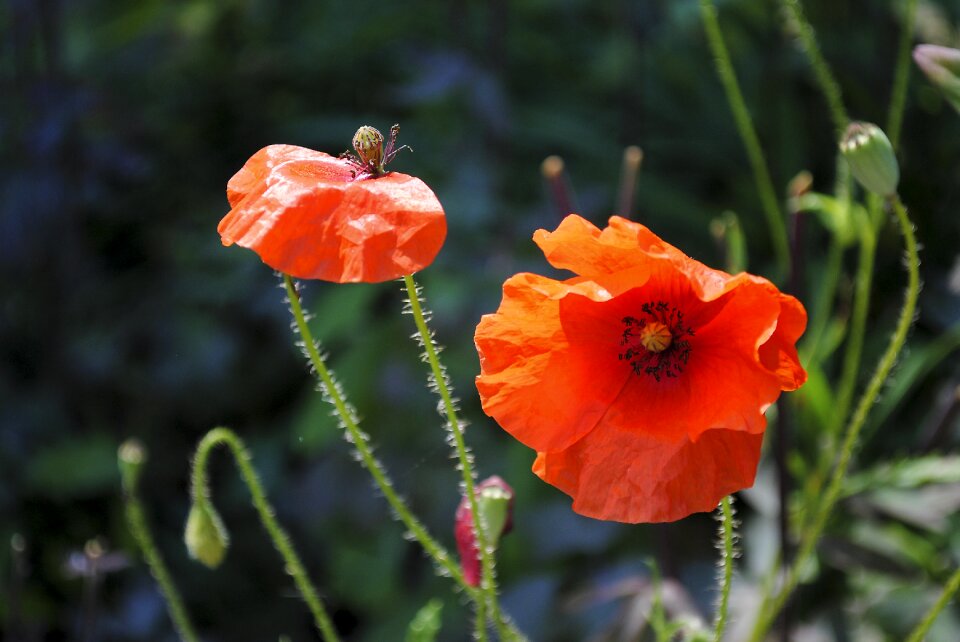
619, 301, 694, 381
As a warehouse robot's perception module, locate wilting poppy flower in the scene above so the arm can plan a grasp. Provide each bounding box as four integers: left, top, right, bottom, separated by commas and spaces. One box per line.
455, 476, 515, 587
218, 126, 446, 283
475, 215, 806, 523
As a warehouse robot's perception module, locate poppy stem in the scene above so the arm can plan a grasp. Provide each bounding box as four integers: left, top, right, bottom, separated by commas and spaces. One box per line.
904, 565, 960, 642
777, 0, 850, 137
120, 446, 200, 642
402, 274, 525, 642
699, 0, 791, 280
281, 275, 477, 595
712, 496, 735, 642
190, 427, 341, 642
747, 194, 920, 642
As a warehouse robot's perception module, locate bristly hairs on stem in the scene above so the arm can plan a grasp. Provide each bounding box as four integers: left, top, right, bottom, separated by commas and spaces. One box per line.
712, 496, 737, 642
401, 274, 527, 642
118, 440, 201, 642
747, 194, 921, 642
190, 427, 341, 642
280, 274, 483, 601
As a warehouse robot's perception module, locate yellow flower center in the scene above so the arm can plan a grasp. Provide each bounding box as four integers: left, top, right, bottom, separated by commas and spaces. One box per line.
638, 321, 672, 353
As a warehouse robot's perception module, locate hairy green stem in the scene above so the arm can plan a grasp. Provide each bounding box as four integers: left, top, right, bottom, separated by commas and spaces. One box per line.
281, 275, 475, 595
905, 566, 960, 642
887, 0, 920, 150
779, 0, 849, 136
402, 275, 513, 641
121, 467, 200, 642
699, 0, 791, 279
748, 195, 920, 642
712, 497, 735, 642
191, 427, 340, 642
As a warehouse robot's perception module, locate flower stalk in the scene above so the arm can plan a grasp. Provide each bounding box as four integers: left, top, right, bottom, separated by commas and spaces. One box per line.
712, 496, 736, 642
699, 0, 791, 279
119, 440, 200, 642
281, 275, 475, 594
402, 274, 517, 641
190, 427, 340, 642
748, 194, 920, 642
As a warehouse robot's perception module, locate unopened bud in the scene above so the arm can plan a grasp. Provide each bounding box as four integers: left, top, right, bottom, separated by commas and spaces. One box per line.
185, 503, 229, 569
454, 476, 514, 587
118, 439, 147, 494
913, 45, 960, 114
839, 122, 899, 197
352, 126, 385, 169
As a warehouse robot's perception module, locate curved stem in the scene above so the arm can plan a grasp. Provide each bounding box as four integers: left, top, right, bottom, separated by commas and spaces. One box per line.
281, 275, 475, 595
191, 427, 340, 642
699, 0, 791, 279
748, 195, 920, 642
402, 275, 511, 641
905, 566, 960, 642
122, 468, 200, 642
779, 0, 849, 136
712, 496, 735, 642
887, 0, 920, 150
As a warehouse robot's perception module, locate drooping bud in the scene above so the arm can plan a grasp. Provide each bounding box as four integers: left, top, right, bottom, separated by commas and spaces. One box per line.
352, 125, 385, 170
185, 503, 229, 569
118, 439, 147, 494
454, 476, 514, 587
839, 122, 899, 197
913, 44, 960, 114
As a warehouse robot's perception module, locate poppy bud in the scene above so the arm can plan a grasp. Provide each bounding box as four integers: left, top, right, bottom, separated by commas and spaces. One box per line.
118, 439, 147, 494
839, 122, 899, 197
352, 125, 385, 170
184, 503, 229, 569
913, 44, 960, 113
454, 476, 514, 587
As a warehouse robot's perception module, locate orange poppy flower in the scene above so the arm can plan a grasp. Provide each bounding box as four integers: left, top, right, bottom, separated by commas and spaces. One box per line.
218, 129, 446, 283
475, 215, 806, 523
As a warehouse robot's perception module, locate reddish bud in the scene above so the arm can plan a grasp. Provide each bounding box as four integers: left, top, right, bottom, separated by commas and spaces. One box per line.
454, 476, 514, 587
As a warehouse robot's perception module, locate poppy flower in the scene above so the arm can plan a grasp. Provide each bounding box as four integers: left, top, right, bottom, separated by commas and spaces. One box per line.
475, 215, 806, 523
218, 126, 446, 283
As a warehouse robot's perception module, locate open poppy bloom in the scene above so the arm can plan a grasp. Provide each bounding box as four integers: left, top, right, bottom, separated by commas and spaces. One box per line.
475, 215, 806, 523
218, 127, 446, 283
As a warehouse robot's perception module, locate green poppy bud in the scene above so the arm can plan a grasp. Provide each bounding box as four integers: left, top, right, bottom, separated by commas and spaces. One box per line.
913, 44, 960, 114
839, 122, 899, 197
184, 503, 229, 569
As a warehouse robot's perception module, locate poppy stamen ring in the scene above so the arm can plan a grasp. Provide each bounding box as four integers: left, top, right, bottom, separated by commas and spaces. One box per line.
619, 301, 695, 381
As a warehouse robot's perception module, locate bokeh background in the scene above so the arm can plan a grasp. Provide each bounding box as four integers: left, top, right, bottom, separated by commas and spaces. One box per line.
3, 0, 960, 640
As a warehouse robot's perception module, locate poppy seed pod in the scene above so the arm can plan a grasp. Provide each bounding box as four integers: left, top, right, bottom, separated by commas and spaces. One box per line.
185, 503, 229, 569
352, 125, 385, 170
839, 122, 899, 197
118, 439, 147, 494
913, 44, 960, 114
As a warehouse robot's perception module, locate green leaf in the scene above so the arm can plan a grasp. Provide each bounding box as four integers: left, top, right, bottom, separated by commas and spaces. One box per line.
844, 456, 960, 497
25, 435, 119, 499
404, 598, 443, 642
797, 191, 865, 247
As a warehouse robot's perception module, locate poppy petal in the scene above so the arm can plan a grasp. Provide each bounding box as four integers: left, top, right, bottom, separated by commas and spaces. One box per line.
476, 273, 631, 453
533, 426, 763, 523
219, 145, 447, 283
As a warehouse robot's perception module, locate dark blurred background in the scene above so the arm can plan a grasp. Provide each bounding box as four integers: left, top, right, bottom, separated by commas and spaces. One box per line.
2, 0, 960, 640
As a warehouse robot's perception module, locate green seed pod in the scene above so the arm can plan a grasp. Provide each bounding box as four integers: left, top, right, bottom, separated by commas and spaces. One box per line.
352, 125, 384, 169
184, 503, 229, 569
839, 122, 899, 197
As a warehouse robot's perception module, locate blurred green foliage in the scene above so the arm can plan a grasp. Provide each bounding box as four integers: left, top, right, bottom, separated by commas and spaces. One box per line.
2, 0, 960, 640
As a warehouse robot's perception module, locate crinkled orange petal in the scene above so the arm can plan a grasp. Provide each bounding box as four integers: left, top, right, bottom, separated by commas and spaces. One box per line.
475, 273, 631, 453
758, 290, 808, 390
532, 425, 763, 523
218, 145, 446, 283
